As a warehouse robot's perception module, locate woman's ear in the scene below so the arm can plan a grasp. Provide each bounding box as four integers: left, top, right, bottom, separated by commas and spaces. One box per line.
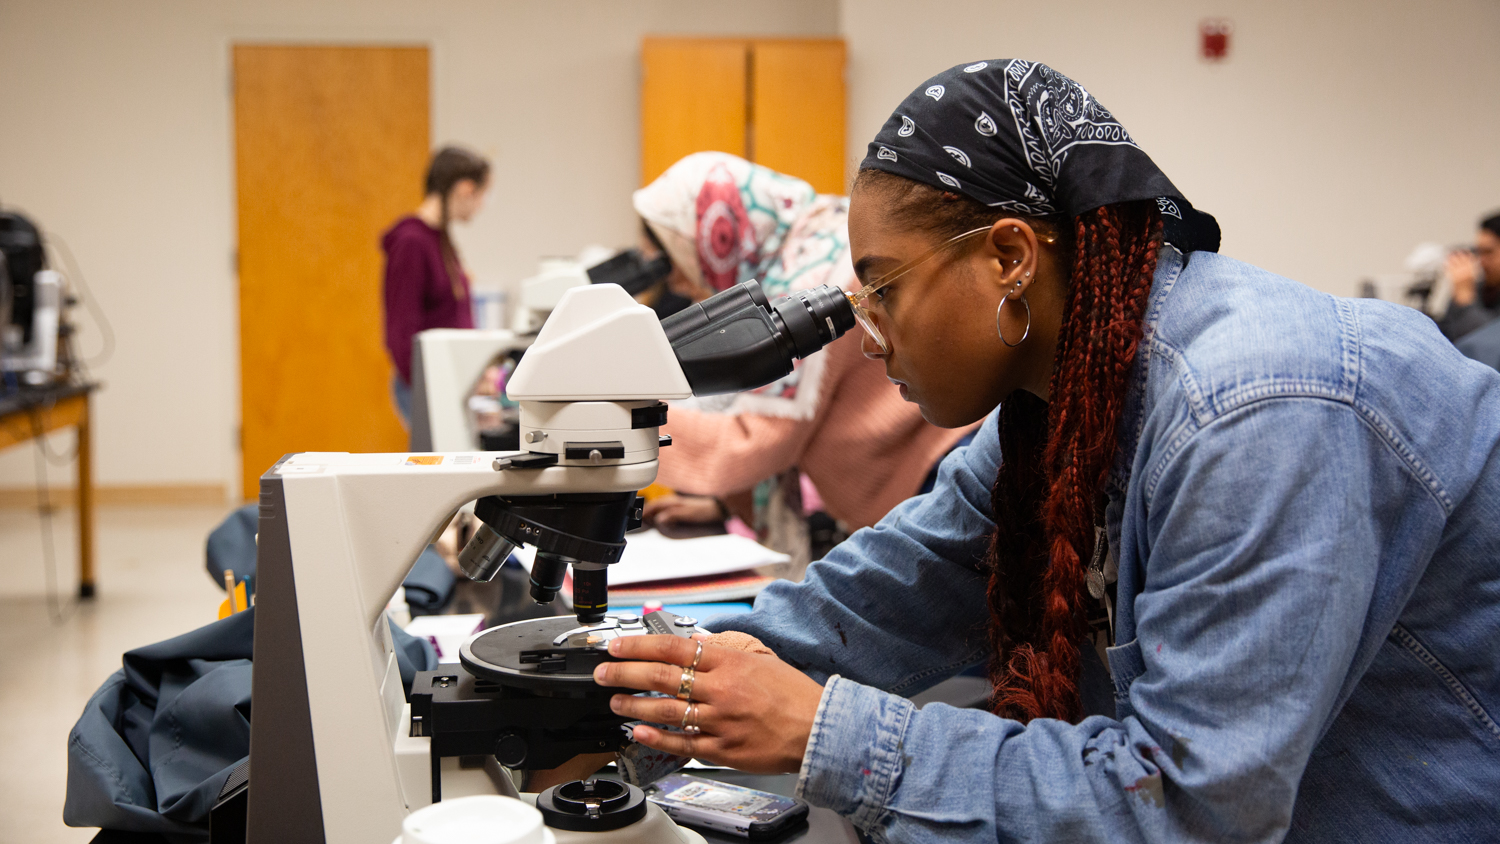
987, 218, 1040, 298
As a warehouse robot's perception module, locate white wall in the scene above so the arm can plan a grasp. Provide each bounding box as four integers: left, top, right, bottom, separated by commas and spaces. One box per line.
5, 0, 1497, 493
0, 0, 838, 496
840, 0, 1500, 295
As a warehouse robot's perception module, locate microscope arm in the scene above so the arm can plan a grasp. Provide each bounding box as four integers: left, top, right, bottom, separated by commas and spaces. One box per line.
272, 452, 661, 635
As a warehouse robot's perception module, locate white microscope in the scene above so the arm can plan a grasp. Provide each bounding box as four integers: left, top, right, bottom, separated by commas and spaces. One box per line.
410, 247, 674, 453
245, 279, 854, 843
409, 326, 529, 452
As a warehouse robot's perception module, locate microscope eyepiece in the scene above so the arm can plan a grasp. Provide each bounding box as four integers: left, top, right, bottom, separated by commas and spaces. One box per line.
659, 280, 856, 397
770, 284, 858, 358
585, 248, 672, 296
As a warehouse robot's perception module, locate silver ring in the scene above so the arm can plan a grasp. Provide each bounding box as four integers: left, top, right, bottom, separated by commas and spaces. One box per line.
676, 667, 696, 701
689, 641, 704, 672
681, 703, 701, 735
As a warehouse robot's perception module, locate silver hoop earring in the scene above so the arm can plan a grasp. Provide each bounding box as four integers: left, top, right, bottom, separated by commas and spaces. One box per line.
996, 294, 1031, 347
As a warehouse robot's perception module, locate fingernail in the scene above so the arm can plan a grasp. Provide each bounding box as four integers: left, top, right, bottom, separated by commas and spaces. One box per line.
608, 639, 621, 655
593, 665, 608, 682
610, 695, 623, 713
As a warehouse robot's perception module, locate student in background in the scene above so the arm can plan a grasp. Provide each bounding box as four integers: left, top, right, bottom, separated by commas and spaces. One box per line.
633, 152, 975, 576
1437, 210, 1500, 340
382, 146, 490, 427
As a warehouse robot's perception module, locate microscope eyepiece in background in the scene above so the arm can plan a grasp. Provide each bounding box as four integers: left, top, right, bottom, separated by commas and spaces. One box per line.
660, 280, 856, 396
585, 248, 672, 296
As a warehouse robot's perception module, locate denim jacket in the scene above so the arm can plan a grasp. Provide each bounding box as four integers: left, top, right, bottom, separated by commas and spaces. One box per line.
717, 247, 1500, 843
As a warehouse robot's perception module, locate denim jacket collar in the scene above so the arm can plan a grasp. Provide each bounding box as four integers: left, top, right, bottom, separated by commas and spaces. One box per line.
1106, 244, 1185, 496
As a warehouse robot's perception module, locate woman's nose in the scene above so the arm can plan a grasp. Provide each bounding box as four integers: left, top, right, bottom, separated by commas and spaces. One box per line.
860, 330, 887, 361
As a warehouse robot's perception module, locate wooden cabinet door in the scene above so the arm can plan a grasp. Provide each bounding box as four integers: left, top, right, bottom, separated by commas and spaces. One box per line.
640, 37, 846, 193
233, 45, 429, 498
640, 38, 748, 187
751, 39, 847, 195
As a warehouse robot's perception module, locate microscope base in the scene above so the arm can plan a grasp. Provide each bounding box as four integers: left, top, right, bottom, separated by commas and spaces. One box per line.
533, 800, 705, 844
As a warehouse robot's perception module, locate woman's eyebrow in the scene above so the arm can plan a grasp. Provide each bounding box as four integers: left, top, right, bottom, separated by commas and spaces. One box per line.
853, 254, 896, 281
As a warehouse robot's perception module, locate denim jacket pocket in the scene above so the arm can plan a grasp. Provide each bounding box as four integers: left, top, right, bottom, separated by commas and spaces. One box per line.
1106, 638, 1146, 720
1391, 624, 1500, 745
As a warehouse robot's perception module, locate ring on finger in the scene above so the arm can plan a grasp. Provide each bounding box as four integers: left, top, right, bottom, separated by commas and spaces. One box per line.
676, 666, 696, 701
681, 702, 702, 736
689, 641, 704, 672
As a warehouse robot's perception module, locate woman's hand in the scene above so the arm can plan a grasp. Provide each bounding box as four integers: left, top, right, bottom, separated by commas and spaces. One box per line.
594, 635, 823, 774
643, 494, 725, 527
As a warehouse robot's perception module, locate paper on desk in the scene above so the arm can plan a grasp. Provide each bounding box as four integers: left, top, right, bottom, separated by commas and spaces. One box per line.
511, 528, 788, 585
403, 613, 486, 660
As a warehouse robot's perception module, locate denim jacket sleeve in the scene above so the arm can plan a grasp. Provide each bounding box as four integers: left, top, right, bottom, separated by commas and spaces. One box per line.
713, 409, 999, 695
730, 395, 1407, 843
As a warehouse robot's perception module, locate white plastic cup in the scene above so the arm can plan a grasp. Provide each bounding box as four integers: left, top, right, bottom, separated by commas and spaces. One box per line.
395, 795, 557, 844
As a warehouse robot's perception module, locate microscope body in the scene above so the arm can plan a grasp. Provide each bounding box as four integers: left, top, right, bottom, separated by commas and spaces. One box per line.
246, 280, 853, 843
248, 284, 688, 843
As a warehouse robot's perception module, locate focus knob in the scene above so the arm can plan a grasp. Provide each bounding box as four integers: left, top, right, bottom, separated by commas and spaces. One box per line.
495, 732, 528, 768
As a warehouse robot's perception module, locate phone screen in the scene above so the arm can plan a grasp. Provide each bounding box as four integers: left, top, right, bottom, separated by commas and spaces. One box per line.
650, 774, 801, 823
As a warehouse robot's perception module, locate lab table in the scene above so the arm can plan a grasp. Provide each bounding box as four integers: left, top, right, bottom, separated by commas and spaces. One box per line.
0, 382, 98, 597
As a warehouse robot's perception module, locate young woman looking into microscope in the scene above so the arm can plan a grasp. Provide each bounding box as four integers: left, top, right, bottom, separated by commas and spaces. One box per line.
595, 60, 1500, 841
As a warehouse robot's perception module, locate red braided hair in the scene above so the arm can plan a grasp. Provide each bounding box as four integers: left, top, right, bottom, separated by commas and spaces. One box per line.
855, 170, 1162, 723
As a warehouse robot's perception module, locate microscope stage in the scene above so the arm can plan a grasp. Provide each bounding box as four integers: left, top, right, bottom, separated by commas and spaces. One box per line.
459, 611, 700, 692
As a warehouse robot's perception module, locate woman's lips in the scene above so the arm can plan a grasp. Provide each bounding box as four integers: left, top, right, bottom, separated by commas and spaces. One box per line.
889, 378, 910, 400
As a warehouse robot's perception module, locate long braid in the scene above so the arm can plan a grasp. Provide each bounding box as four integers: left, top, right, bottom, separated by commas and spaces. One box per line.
853, 169, 1161, 723
995, 203, 1161, 722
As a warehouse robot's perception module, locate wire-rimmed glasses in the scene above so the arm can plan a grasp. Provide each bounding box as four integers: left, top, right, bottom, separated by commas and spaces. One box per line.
845, 226, 993, 353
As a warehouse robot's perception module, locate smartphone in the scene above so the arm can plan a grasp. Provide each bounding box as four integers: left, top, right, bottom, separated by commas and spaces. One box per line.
644, 773, 809, 839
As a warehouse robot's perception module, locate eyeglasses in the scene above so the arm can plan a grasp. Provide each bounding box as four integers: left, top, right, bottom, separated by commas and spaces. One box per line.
846, 226, 992, 353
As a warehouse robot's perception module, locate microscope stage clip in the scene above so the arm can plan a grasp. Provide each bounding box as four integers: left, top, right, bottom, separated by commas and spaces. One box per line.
549, 614, 662, 647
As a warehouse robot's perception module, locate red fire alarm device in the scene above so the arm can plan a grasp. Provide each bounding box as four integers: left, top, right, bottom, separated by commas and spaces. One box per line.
1200, 19, 1232, 61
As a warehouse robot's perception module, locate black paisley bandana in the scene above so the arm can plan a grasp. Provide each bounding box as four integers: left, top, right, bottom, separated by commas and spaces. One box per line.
863, 59, 1219, 253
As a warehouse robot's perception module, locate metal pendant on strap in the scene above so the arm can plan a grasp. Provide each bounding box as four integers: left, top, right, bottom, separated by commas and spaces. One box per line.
1086, 524, 1108, 600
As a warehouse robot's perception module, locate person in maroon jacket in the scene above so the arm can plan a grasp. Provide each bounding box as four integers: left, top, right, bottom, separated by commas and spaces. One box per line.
382, 146, 491, 427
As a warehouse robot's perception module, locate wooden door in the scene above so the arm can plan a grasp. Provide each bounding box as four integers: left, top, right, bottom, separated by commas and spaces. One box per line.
751, 40, 847, 195
640, 38, 748, 186
234, 45, 429, 498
